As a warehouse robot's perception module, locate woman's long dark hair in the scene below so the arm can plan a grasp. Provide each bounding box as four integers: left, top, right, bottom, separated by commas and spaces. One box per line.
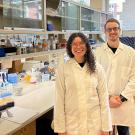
66, 32, 96, 73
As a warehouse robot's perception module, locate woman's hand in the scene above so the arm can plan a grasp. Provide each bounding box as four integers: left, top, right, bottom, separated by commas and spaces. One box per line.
101, 131, 109, 135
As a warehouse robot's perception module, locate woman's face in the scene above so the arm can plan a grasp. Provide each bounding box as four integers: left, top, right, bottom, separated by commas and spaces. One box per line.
71, 37, 87, 63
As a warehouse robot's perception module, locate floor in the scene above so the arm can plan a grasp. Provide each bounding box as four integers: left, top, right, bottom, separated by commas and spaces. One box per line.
36, 109, 57, 135
130, 126, 135, 135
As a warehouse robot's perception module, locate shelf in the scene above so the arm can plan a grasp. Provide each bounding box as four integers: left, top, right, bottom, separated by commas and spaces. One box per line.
0, 49, 66, 63
0, 29, 45, 34
81, 31, 103, 34
46, 13, 62, 18
46, 31, 66, 34
0, 28, 102, 35
81, 19, 100, 23
0, 29, 66, 35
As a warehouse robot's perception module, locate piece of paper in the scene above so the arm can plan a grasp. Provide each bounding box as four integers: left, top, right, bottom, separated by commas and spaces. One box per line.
21, 58, 26, 63
1, 58, 12, 69
1, 106, 38, 124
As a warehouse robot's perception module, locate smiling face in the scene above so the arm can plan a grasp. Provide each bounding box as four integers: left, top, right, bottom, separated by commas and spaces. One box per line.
105, 21, 121, 42
71, 37, 87, 63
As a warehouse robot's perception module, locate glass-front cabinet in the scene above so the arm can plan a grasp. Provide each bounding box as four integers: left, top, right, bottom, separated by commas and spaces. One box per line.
0, 0, 110, 32
58, 1, 80, 31
101, 13, 112, 31
81, 7, 100, 32
0, 0, 44, 29
57, 0, 109, 32
81, 8, 93, 31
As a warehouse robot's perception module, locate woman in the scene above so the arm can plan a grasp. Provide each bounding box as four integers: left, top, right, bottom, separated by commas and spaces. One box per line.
54, 33, 112, 135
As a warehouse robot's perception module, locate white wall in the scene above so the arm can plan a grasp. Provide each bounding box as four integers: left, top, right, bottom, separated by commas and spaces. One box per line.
121, 0, 135, 30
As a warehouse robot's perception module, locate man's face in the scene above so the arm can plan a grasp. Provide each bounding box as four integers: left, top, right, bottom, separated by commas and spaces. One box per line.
105, 22, 121, 42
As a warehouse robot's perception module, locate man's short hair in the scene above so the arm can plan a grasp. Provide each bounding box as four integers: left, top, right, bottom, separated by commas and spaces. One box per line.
104, 18, 120, 29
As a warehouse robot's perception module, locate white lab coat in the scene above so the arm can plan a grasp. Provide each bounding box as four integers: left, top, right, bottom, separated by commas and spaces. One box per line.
95, 42, 135, 126
54, 58, 112, 135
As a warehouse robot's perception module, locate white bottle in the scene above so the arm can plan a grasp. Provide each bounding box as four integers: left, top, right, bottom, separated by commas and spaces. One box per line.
50, 36, 56, 50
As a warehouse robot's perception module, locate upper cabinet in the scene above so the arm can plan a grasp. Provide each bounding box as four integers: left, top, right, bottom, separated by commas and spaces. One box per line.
47, 0, 110, 33
81, 7, 100, 32
58, 1, 80, 31
0, 0, 111, 33
0, 0, 44, 29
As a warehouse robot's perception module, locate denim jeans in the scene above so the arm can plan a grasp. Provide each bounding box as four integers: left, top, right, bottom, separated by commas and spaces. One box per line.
117, 125, 129, 135
109, 125, 129, 135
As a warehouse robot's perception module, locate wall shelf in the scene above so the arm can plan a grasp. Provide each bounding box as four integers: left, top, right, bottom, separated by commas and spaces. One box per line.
0, 29, 66, 35
0, 49, 66, 63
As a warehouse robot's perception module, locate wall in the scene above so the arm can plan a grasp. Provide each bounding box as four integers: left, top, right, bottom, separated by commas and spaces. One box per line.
121, 0, 135, 30
122, 30, 135, 37
90, 0, 108, 12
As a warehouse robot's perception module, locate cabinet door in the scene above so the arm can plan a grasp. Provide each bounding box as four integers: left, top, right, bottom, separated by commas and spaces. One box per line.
12, 121, 36, 135
60, 1, 80, 31
12, 130, 24, 135
0, 0, 43, 29
81, 7, 100, 31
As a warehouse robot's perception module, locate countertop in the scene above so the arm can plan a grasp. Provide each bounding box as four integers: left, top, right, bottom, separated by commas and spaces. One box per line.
0, 81, 55, 135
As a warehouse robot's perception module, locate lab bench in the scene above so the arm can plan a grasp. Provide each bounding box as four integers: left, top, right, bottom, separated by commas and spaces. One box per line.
0, 81, 55, 135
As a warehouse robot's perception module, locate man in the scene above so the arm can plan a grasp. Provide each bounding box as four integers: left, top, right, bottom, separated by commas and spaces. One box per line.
95, 18, 135, 135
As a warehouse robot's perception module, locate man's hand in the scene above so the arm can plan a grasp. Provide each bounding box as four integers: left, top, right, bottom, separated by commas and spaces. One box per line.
101, 131, 109, 135
109, 95, 122, 108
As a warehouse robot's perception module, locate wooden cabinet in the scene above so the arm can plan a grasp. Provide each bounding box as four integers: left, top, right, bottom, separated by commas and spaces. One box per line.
12, 121, 36, 135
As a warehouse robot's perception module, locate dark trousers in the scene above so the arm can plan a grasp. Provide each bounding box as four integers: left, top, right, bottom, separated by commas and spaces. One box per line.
117, 125, 129, 135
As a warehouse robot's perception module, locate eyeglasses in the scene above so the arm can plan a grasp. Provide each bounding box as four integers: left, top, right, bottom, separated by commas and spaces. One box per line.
106, 27, 120, 32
